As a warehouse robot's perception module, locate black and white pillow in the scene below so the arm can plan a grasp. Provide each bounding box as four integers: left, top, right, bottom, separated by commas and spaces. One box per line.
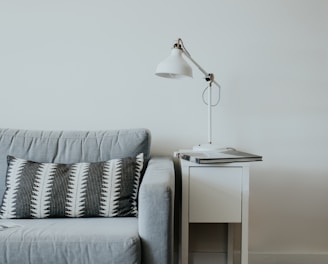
0, 153, 144, 219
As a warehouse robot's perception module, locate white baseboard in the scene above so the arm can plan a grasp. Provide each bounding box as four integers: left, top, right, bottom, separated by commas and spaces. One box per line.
249, 252, 328, 264
183, 252, 328, 264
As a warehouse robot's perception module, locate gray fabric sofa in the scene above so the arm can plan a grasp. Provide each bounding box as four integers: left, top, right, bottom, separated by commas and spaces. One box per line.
0, 128, 175, 264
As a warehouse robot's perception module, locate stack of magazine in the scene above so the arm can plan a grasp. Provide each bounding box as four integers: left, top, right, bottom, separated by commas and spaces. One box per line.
176, 148, 262, 164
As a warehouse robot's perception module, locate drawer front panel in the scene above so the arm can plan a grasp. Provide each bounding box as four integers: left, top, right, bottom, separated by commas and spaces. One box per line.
189, 166, 242, 223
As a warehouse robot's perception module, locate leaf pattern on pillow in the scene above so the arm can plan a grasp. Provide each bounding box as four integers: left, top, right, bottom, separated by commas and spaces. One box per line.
0, 157, 27, 219
31, 163, 56, 218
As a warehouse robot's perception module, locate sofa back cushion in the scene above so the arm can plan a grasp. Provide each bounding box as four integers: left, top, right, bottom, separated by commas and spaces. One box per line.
0, 128, 151, 203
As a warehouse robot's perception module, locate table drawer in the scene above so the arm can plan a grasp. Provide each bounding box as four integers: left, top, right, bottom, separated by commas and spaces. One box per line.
189, 166, 242, 223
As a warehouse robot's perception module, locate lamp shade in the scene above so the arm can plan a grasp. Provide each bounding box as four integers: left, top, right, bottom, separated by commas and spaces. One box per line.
155, 48, 193, 79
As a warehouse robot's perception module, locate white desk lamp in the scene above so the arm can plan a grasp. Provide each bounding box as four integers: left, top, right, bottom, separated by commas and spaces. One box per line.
155, 38, 222, 151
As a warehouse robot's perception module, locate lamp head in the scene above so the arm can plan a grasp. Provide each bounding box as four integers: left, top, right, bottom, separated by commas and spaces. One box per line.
155, 46, 193, 79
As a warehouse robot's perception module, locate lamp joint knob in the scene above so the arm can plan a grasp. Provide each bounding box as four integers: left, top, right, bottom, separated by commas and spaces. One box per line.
206, 73, 214, 84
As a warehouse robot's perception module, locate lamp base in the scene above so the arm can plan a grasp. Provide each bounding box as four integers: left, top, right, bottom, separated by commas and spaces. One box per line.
192, 143, 227, 152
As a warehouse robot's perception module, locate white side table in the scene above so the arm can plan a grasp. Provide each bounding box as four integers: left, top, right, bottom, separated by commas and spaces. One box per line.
179, 158, 250, 264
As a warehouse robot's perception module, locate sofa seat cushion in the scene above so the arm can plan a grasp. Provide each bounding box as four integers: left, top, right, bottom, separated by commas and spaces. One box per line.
0, 218, 140, 264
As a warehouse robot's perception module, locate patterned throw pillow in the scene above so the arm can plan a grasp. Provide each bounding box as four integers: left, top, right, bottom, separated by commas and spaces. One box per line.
0, 153, 143, 219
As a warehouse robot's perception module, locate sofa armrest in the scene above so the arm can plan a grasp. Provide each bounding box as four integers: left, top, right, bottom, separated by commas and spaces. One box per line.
138, 157, 175, 264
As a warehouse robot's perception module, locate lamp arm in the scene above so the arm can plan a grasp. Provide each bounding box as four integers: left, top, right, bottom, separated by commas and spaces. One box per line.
174, 38, 221, 146
180, 48, 221, 89
180, 46, 220, 146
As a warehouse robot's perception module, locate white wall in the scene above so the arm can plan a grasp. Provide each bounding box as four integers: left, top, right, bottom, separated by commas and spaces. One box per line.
1, 0, 328, 262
